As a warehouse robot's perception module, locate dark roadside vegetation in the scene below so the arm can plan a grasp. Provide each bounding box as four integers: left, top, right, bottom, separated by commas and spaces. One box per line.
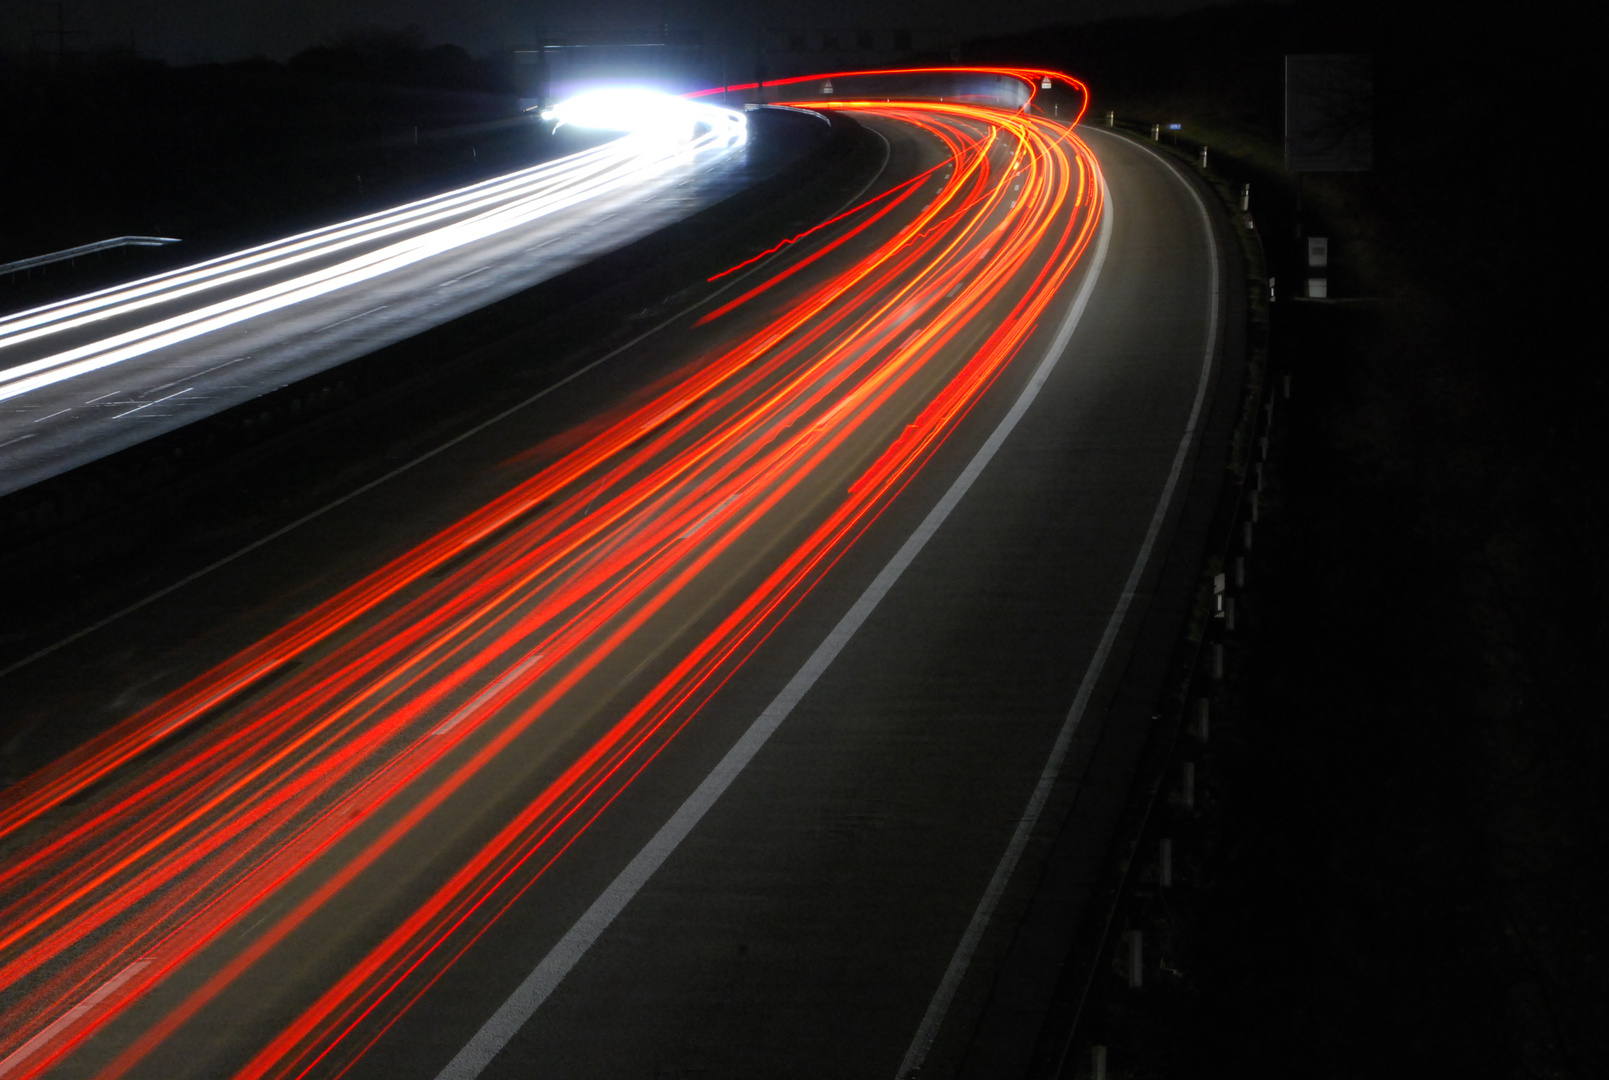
969, 2, 1603, 1077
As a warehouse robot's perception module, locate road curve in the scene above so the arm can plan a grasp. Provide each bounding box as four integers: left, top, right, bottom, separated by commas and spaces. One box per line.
0, 81, 1230, 1080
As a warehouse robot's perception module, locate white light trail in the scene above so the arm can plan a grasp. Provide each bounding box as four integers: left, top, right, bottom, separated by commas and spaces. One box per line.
0, 144, 625, 351
0, 98, 745, 406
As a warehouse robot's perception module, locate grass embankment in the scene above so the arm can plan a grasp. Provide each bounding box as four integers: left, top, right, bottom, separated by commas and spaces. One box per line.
970, 3, 1604, 1076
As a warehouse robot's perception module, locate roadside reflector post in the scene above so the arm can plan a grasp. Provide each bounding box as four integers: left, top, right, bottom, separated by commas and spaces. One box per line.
1125, 930, 1144, 988
1181, 762, 1196, 809
1243, 520, 1254, 551
1255, 461, 1265, 491
1160, 838, 1174, 887
1224, 595, 1236, 632
1235, 555, 1246, 588
1193, 697, 1210, 741
1151, 123, 1160, 140
1200, 145, 1209, 168
1241, 183, 1251, 210
1093, 1045, 1109, 1080
1105, 110, 1115, 127
1307, 238, 1329, 299
1211, 643, 1224, 680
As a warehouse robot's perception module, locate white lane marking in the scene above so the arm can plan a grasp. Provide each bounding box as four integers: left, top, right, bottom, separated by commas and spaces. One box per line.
678, 494, 739, 540
112, 386, 194, 419
324, 304, 390, 331
30, 407, 73, 423
431, 653, 545, 737
433, 138, 1117, 1080
146, 355, 248, 394
440, 266, 493, 288
0, 433, 35, 451
0, 959, 152, 1077
894, 127, 1222, 1078
85, 388, 123, 404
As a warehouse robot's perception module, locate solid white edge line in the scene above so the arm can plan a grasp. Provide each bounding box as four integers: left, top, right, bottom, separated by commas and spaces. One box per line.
433, 129, 1119, 1080
893, 126, 1222, 1077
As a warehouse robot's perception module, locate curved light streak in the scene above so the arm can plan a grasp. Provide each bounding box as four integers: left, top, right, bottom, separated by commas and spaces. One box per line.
0, 75, 1100, 1080
0, 102, 744, 404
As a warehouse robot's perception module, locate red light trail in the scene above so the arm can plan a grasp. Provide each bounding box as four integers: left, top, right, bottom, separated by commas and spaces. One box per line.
0, 70, 1100, 1080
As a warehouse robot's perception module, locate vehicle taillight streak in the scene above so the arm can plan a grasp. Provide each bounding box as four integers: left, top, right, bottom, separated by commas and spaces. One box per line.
0, 72, 1100, 1080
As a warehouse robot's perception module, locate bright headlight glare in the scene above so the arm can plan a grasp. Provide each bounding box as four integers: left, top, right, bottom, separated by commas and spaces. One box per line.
551, 88, 695, 134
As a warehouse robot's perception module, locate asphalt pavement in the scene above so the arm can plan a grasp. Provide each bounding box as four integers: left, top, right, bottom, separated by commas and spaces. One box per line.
416, 122, 1231, 1080
0, 111, 1234, 1080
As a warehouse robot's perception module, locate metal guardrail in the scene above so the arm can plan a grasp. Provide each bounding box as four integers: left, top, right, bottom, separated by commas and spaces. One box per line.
0, 236, 181, 277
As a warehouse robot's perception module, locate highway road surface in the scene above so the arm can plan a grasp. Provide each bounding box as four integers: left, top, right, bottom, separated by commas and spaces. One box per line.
0, 71, 1235, 1080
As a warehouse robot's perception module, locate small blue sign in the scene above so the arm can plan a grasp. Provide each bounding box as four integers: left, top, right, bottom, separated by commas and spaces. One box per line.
1167, 123, 1182, 130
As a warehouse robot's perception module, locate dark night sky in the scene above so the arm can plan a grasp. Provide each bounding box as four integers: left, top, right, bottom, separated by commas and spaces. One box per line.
1, 1, 1255, 63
